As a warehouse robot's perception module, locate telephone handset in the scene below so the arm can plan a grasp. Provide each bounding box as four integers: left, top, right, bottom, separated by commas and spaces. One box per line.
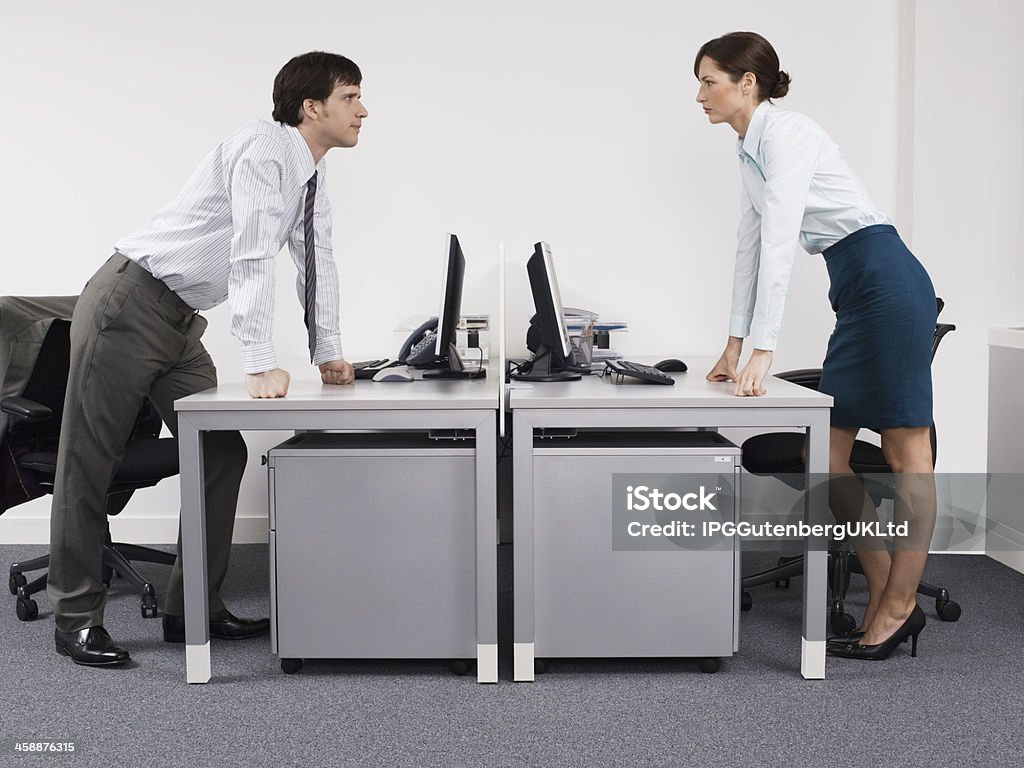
397, 317, 439, 366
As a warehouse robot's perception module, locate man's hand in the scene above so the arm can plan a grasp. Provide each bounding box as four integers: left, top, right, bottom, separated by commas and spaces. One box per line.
245, 368, 290, 398
319, 359, 355, 386
706, 337, 743, 383
734, 349, 773, 397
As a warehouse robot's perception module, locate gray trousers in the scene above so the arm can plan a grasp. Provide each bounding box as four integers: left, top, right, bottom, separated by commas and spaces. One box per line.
47, 253, 247, 633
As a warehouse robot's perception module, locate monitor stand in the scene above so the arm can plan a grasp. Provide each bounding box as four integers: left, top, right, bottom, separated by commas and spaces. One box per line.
422, 343, 487, 380
512, 346, 582, 382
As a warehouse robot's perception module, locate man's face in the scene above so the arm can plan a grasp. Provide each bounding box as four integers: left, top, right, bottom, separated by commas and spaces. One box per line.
311, 83, 367, 148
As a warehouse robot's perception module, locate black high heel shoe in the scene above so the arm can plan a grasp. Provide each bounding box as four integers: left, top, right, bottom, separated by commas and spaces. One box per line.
828, 605, 926, 660
827, 629, 910, 652
828, 629, 865, 642
826, 629, 865, 652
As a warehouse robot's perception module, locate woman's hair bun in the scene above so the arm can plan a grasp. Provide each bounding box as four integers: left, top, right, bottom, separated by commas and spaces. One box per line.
771, 70, 791, 99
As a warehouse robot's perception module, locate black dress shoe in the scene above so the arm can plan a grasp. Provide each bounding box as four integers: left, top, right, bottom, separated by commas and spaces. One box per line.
828, 605, 926, 661
162, 609, 270, 643
55, 626, 130, 667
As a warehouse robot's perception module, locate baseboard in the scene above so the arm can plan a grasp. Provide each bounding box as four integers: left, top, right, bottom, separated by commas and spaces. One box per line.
986, 524, 1024, 575
987, 549, 1024, 575
930, 549, 986, 555
0, 515, 270, 546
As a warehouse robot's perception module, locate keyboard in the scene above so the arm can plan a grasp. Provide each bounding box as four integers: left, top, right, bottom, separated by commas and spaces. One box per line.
604, 359, 675, 385
352, 359, 394, 380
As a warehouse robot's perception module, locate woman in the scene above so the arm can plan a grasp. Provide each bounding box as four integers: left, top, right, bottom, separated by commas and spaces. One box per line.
695, 31, 937, 660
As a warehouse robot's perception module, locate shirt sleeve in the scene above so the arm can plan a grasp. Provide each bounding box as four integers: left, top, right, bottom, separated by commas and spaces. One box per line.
748, 121, 818, 351
225, 136, 285, 374
729, 180, 761, 339
288, 163, 343, 366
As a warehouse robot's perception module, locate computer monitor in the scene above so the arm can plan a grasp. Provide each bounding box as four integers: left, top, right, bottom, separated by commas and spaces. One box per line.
420, 233, 485, 379
515, 241, 582, 382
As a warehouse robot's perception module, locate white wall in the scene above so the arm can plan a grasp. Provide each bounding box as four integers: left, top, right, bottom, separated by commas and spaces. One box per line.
2, 0, 1014, 543
912, 0, 1024, 473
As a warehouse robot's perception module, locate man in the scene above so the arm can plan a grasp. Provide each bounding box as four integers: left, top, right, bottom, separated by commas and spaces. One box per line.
48, 51, 366, 666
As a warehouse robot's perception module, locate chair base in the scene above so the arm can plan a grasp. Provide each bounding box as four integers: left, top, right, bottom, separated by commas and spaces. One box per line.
741, 551, 962, 630
9, 542, 174, 622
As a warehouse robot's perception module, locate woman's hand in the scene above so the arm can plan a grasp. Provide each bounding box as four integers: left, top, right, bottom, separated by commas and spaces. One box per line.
734, 349, 773, 396
706, 337, 743, 382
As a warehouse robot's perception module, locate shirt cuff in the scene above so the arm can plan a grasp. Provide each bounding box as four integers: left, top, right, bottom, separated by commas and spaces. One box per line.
729, 314, 752, 339
312, 334, 344, 367
241, 342, 278, 374
748, 327, 779, 351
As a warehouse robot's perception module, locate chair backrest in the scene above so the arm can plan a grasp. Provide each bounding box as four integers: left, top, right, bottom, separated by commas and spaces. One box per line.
9, 320, 72, 446
9, 318, 163, 449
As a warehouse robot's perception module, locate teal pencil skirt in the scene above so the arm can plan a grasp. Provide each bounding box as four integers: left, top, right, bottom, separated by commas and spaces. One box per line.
817, 224, 936, 429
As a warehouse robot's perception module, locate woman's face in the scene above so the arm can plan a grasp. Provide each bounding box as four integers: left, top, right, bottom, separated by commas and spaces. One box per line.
695, 57, 750, 128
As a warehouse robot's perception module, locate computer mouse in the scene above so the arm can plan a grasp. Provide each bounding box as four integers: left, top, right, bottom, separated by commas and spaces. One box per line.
372, 366, 415, 382
654, 358, 688, 372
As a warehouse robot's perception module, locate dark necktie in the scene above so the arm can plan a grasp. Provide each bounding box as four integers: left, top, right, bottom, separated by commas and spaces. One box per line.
303, 171, 318, 362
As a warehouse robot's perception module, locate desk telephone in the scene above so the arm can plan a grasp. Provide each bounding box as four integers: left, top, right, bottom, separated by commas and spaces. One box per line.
352, 319, 439, 379
398, 318, 439, 366
353, 316, 483, 379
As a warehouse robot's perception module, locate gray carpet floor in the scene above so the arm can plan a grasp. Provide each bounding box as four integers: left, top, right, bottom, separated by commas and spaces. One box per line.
1, 543, 1022, 768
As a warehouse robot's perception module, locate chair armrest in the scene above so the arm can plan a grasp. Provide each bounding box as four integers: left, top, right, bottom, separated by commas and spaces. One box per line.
773, 368, 822, 390
0, 396, 53, 423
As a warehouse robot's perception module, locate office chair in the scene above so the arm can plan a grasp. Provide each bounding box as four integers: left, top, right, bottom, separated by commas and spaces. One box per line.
740, 298, 961, 635
4, 319, 179, 621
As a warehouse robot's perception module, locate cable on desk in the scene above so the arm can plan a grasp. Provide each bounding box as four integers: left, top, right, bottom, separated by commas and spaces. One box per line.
463, 346, 485, 373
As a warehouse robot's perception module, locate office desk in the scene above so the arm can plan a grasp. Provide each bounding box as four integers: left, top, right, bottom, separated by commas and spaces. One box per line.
174, 373, 498, 684
509, 357, 833, 680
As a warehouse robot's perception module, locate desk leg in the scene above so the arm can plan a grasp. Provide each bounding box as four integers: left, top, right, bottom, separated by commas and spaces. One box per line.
475, 412, 498, 683
178, 416, 211, 683
801, 413, 830, 679
512, 411, 535, 681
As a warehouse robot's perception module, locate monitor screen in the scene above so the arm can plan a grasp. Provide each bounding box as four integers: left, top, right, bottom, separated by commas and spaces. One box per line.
413, 233, 484, 379
528, 242, 572, 358
434, 232, 465, 358
518, 241, 581, 381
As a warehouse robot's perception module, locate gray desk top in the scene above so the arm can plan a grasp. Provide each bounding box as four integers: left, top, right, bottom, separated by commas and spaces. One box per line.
508, 356, 832, 409
175, 368, 499, 412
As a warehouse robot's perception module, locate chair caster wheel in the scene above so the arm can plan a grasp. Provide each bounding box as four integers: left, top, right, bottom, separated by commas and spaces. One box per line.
281, 658, 303, 674
534, 659, 548, 675
141, 595, 158, 619
16, 597, 38, 622
450, 660, 474, 676
773, 557, 793, 588
936, 597, 961, 622
741, 591, 752, 611
9, 572, 26, 596
700, 658, 720, 674
830, 612, 857, 636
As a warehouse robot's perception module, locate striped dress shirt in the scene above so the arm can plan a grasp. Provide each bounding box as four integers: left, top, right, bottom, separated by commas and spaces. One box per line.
116, 119, 343, 373
730, 102, 890, 351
